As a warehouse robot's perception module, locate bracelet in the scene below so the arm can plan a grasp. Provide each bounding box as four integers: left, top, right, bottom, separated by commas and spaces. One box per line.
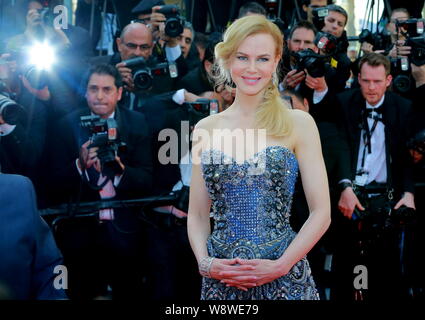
198, 256, 215, 278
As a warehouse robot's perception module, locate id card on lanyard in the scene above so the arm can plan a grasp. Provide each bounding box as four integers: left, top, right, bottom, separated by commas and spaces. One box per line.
355, 171, 369, 186
355, 111, 381, 186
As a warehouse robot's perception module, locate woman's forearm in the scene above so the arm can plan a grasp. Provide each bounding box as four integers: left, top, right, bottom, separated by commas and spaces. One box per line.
276, 209, 331, 274
187, 210, 212, 263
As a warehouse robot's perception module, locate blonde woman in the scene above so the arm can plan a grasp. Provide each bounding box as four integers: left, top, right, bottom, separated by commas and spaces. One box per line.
187, 15, 330, 300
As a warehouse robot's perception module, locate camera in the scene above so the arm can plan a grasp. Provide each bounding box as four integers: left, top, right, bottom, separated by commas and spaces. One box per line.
80, 115, 127, 178
157, 5, 184, 38
185, 98, 219, 117
122, 57, 177, 91
407, 129, 425, 158
0, 92, 26, 125
292, 49, 327, 78
312, 6, 328, 31
22, 65, 49, 90
315, 31, 338, 56
358, 29, 390, 52
353, 183, 416, 229
396, 18, 425, 66
7, 49, 52, 90
396, 19, 424, 38
391, 57, 412, 93
264, 0, 285, 33
405, 36, 425, 66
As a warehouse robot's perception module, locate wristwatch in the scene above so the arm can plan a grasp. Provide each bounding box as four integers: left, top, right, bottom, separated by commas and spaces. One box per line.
339, 181, 353, 192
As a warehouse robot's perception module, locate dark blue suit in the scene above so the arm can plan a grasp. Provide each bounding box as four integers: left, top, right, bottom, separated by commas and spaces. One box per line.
0, 174, 66, 300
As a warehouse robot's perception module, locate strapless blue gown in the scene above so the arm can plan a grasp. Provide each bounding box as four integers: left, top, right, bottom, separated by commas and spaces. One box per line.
200, 145, 319, 300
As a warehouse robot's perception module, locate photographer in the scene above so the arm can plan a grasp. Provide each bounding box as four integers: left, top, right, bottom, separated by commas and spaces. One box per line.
130, 1, 189, 79
281, 22, 346, 177
320, 4, 352, 93
6, 0, 93, 117
386, 9, 420, 97
301, 0, 329, 24
237, 1, 267, 18
48, 64, 152, 300
0, 53, 48, 191
386, 8, 411, 58
7, 0, 71, 54
334, 53, 415, 300
91, 19, 205, 113
358, 8, 419, 98
177, 21, 201, 70
281, 21, 339, 122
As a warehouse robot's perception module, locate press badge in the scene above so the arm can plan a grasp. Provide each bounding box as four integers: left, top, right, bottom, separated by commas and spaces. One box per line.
355, 172, 369, 186
169, 62, 178, 78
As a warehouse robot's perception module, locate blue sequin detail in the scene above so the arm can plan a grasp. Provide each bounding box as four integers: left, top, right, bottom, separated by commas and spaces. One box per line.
200, 145, 319, 300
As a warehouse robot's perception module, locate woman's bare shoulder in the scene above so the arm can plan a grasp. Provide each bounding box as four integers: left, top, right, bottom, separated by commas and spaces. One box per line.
287, 109, 320, 150
288, 109, 316, 128
194, 113, 222, 131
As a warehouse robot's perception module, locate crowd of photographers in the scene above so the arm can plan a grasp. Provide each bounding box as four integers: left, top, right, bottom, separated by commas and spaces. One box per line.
0, 0, 424, 300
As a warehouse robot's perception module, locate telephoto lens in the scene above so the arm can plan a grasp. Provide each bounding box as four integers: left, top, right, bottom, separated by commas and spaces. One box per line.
0, 94, 27, 125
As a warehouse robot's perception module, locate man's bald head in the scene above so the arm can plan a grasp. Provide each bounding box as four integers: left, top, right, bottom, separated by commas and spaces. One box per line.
117, 23, 154, 61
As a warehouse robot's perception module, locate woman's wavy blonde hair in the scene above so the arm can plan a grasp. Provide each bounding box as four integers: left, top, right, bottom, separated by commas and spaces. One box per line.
214, 15, 292, 137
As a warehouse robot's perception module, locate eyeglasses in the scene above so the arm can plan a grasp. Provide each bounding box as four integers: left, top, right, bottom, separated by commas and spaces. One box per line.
390, 18, 409, 24
130, 18, 150, 25
124, 43, 152, 51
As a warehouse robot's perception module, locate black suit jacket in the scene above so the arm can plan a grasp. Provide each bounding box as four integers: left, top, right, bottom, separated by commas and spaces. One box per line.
134, 91, 191, 196
177, 65, 213, 95
0, 174, 66, 300
336, 89, 414, 195
47, 106, 152, 206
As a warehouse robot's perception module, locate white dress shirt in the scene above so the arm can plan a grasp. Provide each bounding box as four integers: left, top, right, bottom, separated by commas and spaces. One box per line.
354, 95, 387, 185
0, 123, 16, 136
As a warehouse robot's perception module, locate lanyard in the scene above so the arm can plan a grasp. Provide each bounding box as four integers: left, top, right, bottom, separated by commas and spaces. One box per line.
358, 113, 380, 174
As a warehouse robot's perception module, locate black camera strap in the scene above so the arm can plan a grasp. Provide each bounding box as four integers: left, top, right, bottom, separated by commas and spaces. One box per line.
82, 166, 110, 191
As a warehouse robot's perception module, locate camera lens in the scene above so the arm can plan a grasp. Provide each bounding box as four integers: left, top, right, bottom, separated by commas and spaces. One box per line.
24, 66, 48, 90
165, 18, 183, 38
294, 50, 326, 78
0, 94, 26, 125
411, 47, 425, 66
133, 69, 153, 90
393, 74, 411, 93
304, 57, 326, 78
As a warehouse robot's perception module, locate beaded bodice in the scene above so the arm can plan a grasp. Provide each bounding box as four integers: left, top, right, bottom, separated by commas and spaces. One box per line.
201, 145, 298, 259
